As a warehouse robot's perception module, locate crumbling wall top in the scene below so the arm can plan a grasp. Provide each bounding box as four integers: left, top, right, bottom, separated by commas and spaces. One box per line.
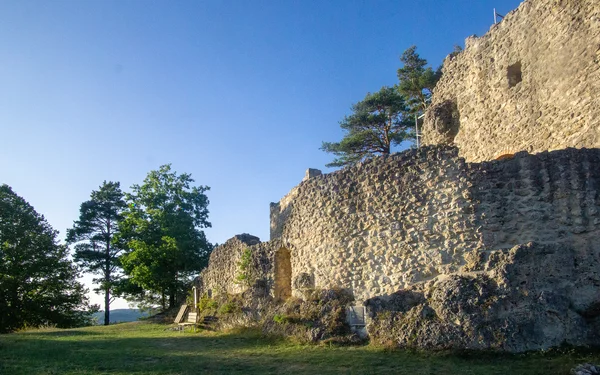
422, 0, 600, 161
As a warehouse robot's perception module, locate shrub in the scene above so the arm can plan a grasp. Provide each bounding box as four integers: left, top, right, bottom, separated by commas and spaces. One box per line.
273, 314, 287, 324
234, 248, 253, 286
218, 302, 238, 315
197, 296, 218, 313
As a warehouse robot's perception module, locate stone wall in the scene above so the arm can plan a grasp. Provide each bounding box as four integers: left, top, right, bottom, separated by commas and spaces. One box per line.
199, 234, 262, 296
274, 146, 479, 302
422, 0, 600, 162
197, 0, 600, 350
202, 146, 600, 304
198, 145, 600, 350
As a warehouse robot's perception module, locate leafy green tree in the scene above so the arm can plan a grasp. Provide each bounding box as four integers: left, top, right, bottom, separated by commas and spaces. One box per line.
66, 181, 126, 326
0, 184, 94, 332
397, 45, 441, 115
321, 86, 412, 167
118, 165, 212, 310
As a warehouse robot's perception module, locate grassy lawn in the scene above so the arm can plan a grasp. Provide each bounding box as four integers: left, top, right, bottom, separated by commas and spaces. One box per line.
0, 322, 599, 374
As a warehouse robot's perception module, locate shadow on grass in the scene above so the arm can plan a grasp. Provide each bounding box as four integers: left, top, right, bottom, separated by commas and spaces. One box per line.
1, 326, 599, 375
17, 330, 102, 337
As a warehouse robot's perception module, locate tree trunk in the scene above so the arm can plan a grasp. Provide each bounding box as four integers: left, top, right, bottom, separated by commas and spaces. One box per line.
104, 220, 111, 326
169, 290, 175, 309
104, 286, 110, 326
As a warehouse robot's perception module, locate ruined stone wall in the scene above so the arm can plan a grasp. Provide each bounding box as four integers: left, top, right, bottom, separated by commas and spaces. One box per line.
197, 0, 600, 349
271, 147, 600, 304
473, 148, 600, 250
422, 0, 600, 162
199, 234, 285, 299
199, 234, 262, 296
203, 146, 600, 307
275, 146, 479, 302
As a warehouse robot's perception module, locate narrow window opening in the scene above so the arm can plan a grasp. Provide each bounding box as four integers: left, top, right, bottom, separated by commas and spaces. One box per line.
507, 62, 522, 88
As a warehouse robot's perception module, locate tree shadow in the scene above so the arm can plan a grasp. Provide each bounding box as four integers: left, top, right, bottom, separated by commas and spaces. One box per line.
17, 329, 101, 337
0, 326, 597, 375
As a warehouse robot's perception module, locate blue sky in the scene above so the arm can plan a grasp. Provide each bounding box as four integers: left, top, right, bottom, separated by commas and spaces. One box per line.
0, 0, 522, 308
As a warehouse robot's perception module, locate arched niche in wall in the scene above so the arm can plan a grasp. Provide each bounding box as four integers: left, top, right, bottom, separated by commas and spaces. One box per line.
274, 247, 292, 301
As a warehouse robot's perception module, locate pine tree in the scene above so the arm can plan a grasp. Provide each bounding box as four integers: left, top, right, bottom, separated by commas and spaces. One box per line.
67, 181, 126, 326
321, 86, 412, 167
397, 45, 441, 115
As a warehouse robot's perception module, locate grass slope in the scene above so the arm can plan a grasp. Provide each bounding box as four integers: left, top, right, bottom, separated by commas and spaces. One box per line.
0, 322, 598, 374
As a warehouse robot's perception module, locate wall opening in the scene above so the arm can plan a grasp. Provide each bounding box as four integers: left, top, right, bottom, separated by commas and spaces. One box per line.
274, 248, 292, 301
507, 62, 522, 87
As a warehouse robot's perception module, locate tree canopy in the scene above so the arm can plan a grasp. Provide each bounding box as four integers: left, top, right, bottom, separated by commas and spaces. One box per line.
66, 181, 126, 326
0, 184, 94, 332
321, 86, 412, 167
397, 45, 441, 115
322, 46, 441, 167
117, 165, 212, 310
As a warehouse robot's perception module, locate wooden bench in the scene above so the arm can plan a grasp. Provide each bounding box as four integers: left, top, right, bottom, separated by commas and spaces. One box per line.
178, 312, 199, 332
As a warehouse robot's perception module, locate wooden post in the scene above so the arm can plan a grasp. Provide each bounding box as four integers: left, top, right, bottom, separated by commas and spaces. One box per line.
192, 286, 198, 310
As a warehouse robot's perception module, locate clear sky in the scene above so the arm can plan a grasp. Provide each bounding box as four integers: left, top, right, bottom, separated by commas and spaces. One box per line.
0, 0, 522, 309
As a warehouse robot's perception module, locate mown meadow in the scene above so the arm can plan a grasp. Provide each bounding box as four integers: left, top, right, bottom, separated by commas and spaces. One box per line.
1, 322, 599, 374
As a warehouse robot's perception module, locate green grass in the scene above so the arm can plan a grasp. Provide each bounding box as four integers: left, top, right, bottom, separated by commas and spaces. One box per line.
0, 322, 599, 374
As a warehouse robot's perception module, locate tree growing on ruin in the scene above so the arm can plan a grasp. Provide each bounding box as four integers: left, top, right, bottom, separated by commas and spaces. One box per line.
397, 45, 441, 115
117, 164, 212, 310
0, 184, 94, 332
66, 181, 126, 326
321, 85, 412, 167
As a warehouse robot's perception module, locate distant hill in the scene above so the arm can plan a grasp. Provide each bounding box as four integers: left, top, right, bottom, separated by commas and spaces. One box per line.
92, 309, 150, 324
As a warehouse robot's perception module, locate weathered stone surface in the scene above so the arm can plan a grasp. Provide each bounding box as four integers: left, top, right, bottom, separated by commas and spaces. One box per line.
199, 234, 261, 296
199, 145, 600, 351
303, 168, 323, 182
423, 100, 460, 145
369, 242, 600, 351
197, 0, 600, 351
422, 0, 600, 162
572, 363, 600, 375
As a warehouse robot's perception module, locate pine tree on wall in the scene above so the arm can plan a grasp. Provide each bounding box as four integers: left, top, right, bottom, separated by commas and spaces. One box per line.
396, 45, 442, 116
321, 86, 412, 167
321, 46, 441, 167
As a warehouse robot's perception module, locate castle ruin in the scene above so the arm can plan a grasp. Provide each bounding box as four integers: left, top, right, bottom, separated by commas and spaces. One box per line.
422, 0, 599, 161
195, 0, 600, 352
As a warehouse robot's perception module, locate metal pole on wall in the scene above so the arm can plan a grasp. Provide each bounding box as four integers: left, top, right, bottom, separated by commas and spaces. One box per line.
415, 114, 419, 148
415, 113, 425, 148
493, 8, 504, 25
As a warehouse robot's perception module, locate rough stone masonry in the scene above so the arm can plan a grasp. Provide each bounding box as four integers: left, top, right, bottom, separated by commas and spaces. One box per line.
422, 0, 600, 162
196, 0, 600, 351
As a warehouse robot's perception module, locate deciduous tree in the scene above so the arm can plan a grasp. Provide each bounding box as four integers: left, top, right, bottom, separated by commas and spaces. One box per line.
0, 184, 94, 332
66, 181, 126, 326
118, 165, 212, 310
